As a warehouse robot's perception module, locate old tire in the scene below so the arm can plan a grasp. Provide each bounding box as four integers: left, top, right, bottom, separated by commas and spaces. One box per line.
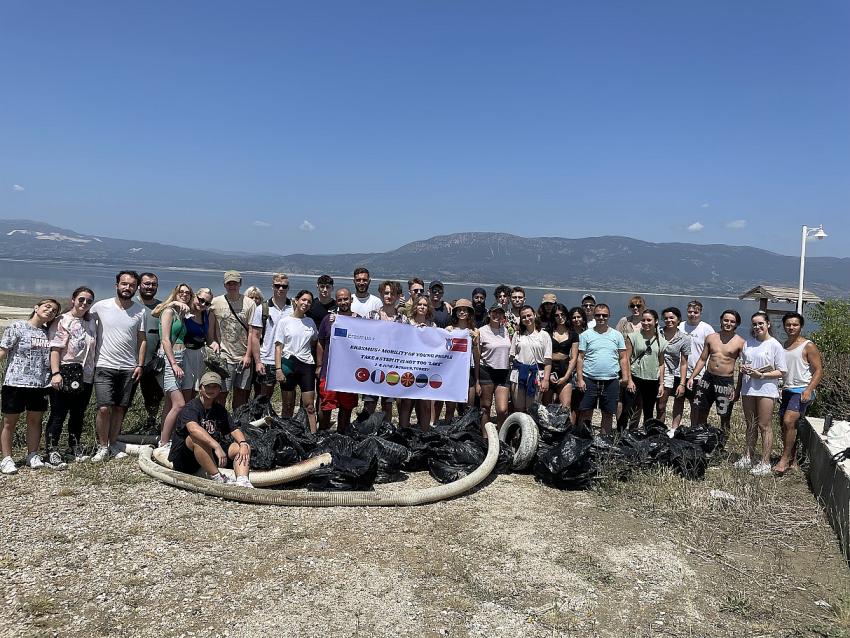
499, 412, 539, 470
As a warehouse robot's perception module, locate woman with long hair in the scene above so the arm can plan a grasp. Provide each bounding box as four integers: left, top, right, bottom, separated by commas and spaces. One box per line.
445, 299, 481, 420
620, 309, 666, 430
398, 294, 435, 429
510, 305, 552, 414
181, 287, 219, 401
544, 302, 579, 410
275, 290, 319, 433
736, 311, 788, 476
568, 306, 588, 423
1, 298, 61, 473
152, 283, 193, 449
657, 307, 690, 431
537, 293, 557, 334
478, 304, 512, 431
44, 287, 97, 464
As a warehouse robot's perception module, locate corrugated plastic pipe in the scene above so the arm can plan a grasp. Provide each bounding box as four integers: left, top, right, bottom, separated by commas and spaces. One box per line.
136, 422, 500, 506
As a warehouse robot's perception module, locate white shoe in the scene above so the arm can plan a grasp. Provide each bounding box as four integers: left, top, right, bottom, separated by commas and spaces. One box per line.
235, 476, 254, 489
72, 445, 90, 462
92, 445, 110, 462
751, 462, 772, 476
47, 450, 68, 469
733, 456, 752, 470
1, 456, 17, 475
108, 443, 128, 460
210, 473, 233, 484
26, 452, 45, 469
157, 441, 172, 453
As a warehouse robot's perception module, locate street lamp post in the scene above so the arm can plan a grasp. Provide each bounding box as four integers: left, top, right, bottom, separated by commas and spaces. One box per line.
797, 224, 828, 314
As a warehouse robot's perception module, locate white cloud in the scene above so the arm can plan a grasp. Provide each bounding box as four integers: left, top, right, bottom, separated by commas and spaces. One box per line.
12, 184, 24, 192
725, 219, 747, 229
252, 220, 271, 228
687, 222, 704, 232
700, 202, 710, 208
299, 219, 315, 232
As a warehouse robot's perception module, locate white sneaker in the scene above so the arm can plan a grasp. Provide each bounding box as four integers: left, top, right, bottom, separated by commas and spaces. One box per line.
108, 443, 128, 460
733, 456, 752, 470
72, 445, 90, 462
157, 441, 172, 453
92, 445, 110, 462
26, 452, 45, 469
235, 476, 254, 489
1, 456, 17, 475
48, 450, 64, 466
751, 462, 772, 476
210, 473, 233, 484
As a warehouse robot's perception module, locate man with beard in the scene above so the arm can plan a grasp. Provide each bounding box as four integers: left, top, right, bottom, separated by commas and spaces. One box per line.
472, 287, 488, 328
507, 287, 526, 334
429, 281, 453, 328
350, 267, 382, 317
316, 288, 358, 432
90, 271, 147, 462
136, 272, 162, 432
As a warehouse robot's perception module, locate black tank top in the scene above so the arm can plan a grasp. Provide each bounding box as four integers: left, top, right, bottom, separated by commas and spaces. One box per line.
550, 330, 576, 356
433, 302, 450, 328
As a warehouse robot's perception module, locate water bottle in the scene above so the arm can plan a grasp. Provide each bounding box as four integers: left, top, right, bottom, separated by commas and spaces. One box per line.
823, 414, 833, 434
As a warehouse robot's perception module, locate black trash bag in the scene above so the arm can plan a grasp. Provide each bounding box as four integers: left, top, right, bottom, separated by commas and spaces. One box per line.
591, 434, 641, 479
666, 438, 708, 479
433, 408, 482, 436
354, 436, 410, 483
619, 431, 670, 466
386, 428, 442, 472
533, 434, 596, 490
428, 437, 487, 483
305, 453, 378, 491
674, 424, 727, 455
642, 418, 668, 437
529, 403, 571, 446
494, 437, 514, 474
350, 411, 394, 437
232, 396, 278, 426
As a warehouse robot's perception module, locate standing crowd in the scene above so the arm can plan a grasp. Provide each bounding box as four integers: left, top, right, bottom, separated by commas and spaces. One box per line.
0, 268, 823, 479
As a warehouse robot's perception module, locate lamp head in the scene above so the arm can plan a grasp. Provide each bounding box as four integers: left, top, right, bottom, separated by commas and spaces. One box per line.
814, 226, 828, 240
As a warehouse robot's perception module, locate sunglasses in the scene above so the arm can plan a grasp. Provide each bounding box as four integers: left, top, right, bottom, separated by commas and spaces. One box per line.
594, 313, 609, 319
644, 339, 653, 354
196, 297, 210, 307
630, 304, 643, 309
76, 297, 94, 305
273, 283, 289, 290
411, 288, 424, 294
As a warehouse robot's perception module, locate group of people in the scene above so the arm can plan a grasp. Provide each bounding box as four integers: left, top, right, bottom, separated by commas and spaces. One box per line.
0, 268, 823, 479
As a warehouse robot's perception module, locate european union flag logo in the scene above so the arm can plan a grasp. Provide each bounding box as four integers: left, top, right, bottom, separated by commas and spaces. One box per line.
334, 327, 348, 337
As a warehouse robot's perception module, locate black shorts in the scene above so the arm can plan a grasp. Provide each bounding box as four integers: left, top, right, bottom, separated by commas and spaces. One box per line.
94, 368, 138, 408
578, 377, 619, 414
1, 386, 49, 414
281, 356, 316, 393
479, 365, 510, 388
694, 371, 735, 418
168, 437, 200, 474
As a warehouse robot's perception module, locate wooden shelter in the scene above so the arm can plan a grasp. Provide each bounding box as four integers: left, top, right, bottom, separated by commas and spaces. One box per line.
738, 284, 824, 318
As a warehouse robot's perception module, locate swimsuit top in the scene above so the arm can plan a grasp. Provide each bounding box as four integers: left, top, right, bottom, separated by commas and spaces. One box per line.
550, 330, 577, 357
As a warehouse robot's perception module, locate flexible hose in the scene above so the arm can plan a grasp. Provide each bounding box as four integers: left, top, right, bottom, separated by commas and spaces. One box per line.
137, 422, 500, 506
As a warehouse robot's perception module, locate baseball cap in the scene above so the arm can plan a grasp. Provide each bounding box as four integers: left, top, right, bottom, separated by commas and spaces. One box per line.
199, 372, 223, 387
429, 280, 444, 291
542, 293, 557, 304
581, 293, 597, 303
488, 303, 506, 314
224, 270, 241, 283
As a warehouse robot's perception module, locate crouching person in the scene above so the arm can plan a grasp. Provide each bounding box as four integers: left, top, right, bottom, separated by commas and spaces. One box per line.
168, 371, 253, 488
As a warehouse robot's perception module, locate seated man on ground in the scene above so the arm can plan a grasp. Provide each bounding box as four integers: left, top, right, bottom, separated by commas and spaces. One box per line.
168, 372, 253, 487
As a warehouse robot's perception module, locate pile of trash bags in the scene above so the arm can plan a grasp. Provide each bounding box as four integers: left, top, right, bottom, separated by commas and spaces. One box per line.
528, 404, 726, 490
226, 398, 512, 491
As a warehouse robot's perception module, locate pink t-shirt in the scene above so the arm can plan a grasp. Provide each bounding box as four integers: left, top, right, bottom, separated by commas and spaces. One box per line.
49, 313, 98, 383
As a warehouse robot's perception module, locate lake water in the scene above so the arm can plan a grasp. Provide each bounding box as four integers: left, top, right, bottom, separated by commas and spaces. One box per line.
0, 258, 760, 329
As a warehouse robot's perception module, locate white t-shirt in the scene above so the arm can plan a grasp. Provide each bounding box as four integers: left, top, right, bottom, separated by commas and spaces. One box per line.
741, 336, 788, 398
511, 330, 553, 365
90, 298, 145, 370
274, 316, 318, 364
680, 320, 715, 377
250, 300, 294, 365
350, 293, 382, 317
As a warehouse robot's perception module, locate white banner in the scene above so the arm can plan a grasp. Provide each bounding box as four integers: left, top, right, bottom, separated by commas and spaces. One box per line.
325, 315, 471, 402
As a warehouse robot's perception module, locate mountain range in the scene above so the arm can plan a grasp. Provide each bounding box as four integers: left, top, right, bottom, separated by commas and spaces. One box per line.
2, 218, 848, 297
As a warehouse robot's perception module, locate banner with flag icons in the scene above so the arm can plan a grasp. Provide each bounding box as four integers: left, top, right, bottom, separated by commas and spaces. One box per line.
326, 314, 471, 401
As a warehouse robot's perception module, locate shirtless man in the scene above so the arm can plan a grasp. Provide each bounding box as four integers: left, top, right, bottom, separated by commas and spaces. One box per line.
686, 310, 745, 432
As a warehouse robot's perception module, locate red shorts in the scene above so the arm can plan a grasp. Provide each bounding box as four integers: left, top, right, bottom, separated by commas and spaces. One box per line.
319, 378, 358, 412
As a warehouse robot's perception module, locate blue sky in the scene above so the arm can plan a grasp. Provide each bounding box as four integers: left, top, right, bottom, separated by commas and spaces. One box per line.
1, 1, 848, 257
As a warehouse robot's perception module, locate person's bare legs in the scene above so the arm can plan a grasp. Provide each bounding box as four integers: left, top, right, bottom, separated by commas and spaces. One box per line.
754, 396, 775, 465
280, 389, 296, 418
159, 390, 185, 446
95, 406, 112, 446
656, 387, 672, 424
557, 383, 572, 411
108, 407, 127, 444
670, 396, 686, 430
398, 399, 413, 429
415, 400, 431, 430
231, 388, 250, 411
1, 413, 19, 458
25, 411, 44, 455
742, 396, 758, 460
511, 386, 533, 414
480, 385, 495, 428
301, 391, 318, 433
775, 409, 801, 472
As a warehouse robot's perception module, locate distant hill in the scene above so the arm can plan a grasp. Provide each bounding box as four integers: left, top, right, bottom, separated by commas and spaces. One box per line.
2, 219, 848, 297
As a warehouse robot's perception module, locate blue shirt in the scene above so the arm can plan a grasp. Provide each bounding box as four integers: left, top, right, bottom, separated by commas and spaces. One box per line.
579, 328, 625, 380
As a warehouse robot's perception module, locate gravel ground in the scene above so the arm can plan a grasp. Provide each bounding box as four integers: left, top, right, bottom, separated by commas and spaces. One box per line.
1, 451, 848, 638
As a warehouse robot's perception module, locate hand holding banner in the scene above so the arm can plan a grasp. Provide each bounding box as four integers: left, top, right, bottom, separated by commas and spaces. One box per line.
325, 315, 471, 402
